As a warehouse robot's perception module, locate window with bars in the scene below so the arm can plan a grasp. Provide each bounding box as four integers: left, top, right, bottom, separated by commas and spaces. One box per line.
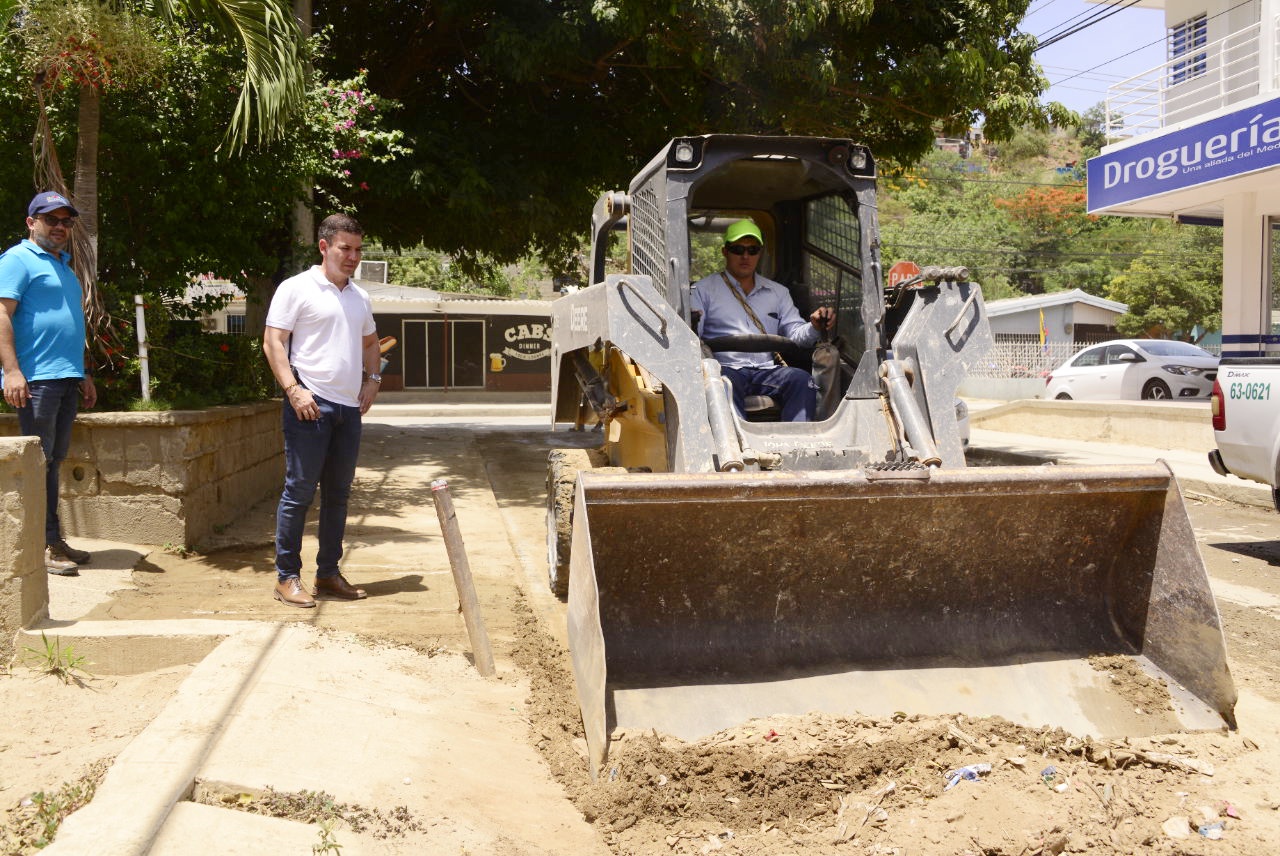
226, 314, 246, 335
1169, 13, 1208, 85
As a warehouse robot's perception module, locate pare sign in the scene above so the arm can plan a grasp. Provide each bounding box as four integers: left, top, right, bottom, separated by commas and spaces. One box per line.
887, 261, 920, 288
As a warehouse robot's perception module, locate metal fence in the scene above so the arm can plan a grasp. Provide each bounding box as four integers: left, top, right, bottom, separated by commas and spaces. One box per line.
970, 336, 1081, 379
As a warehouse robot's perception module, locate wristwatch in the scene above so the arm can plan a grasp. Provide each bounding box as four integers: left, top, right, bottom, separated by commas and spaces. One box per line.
366, 373, 382, 384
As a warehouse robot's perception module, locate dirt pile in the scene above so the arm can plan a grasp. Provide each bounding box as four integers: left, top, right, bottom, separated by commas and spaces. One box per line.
512, 602, 1272, 855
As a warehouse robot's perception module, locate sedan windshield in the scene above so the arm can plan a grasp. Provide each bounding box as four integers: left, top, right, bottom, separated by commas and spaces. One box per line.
1134, 341, 1215, 359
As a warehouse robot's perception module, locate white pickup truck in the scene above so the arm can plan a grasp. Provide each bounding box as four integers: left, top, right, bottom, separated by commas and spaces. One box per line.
1209, 358, 1280, 511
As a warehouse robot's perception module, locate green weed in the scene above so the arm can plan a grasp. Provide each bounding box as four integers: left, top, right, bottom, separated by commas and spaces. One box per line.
22, 633, 92, 685
0, 759, 109, 853
313, 818, 343, 854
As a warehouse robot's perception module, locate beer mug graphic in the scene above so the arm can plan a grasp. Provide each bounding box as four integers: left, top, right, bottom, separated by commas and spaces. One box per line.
489, 353, 507, 372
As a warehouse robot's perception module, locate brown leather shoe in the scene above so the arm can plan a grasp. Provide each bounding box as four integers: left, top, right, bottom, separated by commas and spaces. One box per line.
274, 576, 317, 608
314, 574, 367, 600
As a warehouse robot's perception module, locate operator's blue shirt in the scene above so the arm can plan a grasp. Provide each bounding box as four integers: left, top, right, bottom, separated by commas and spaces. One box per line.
691, 270, 818, 369
0, 239, 86, 382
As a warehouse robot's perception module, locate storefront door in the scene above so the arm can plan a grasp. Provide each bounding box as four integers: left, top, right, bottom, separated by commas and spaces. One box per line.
400, 319, 485, 389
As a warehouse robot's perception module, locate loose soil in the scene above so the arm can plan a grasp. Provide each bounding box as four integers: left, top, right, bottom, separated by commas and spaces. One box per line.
4, 423, 1280, 855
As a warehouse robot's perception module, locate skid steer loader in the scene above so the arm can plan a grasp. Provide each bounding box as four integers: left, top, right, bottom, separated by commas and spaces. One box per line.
546, 135, 1235, 777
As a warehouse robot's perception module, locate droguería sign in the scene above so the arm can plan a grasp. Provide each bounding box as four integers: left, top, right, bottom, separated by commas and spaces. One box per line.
1087, 94, 1280, 212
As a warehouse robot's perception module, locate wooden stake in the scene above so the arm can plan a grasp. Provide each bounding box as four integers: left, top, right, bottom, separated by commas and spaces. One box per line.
430, 479, 496, 677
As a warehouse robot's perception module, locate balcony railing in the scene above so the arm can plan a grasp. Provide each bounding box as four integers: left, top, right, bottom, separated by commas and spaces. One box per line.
1105, 20, 1271, 138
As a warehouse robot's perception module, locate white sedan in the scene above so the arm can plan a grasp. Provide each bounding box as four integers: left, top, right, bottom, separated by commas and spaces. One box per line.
1044, 339, 1219, 401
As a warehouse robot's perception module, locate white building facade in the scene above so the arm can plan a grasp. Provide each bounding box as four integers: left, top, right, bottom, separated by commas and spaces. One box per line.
1088, 0, 1280, 356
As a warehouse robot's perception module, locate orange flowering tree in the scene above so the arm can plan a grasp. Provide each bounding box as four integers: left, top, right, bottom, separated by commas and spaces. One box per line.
990, 185, 1103, 294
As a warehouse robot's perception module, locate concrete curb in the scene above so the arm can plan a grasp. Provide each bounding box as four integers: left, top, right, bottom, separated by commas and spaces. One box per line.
42, 624, 282, 856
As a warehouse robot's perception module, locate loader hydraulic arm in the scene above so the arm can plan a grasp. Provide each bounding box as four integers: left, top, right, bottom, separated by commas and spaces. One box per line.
572, 350, 626, 422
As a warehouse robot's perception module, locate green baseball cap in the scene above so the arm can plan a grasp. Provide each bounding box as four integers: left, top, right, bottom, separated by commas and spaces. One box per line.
724, 219, 764, 246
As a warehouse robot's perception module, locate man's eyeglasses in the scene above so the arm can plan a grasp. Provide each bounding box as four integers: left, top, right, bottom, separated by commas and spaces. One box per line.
36, 214, 77, 228
726, 244, 761, 256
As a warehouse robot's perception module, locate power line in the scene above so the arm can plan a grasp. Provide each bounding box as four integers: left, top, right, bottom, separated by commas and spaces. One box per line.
1035, 0, 1129, 41
894, 175, 1083, 187
885, 228, 1208, 246
1025, 0, 1071, 17
1037, 0, 1144, 50
1042, 0, 1255, 94
888, 243, 1211, 260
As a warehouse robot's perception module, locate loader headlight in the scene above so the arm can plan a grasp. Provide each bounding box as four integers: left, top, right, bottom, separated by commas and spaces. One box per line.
667, 138, 704, 169
846, 144, 875, 178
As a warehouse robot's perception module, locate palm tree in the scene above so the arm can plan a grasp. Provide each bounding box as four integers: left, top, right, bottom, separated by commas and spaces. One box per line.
8, 0, 307, 350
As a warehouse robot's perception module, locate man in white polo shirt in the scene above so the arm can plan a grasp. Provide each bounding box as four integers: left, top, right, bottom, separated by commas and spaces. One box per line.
262, 213, 381, 607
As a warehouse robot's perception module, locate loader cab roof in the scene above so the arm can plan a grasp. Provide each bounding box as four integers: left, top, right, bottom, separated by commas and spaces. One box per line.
686, 154, 856, 211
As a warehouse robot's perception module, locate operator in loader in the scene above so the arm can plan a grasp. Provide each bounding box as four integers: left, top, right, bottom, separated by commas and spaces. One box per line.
691, 219, 834, 421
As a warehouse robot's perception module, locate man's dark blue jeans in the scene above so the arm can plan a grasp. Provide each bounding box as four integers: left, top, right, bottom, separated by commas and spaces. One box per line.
17, 378, 80, 544
721, 365, 818, 422
275, 393, 362, 583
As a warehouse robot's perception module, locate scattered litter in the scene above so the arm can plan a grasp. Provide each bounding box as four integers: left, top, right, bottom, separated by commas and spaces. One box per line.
1162, 816, 1192, 839
1041, 765, 1070, 791
1198, 821, 1226, 839
762, 729, 779, 742
944, 763, 991, 790
1222, 801, 1240, 819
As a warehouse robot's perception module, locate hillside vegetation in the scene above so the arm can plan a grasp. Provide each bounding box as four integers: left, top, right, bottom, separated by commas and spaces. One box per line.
878, 124, 1222, 342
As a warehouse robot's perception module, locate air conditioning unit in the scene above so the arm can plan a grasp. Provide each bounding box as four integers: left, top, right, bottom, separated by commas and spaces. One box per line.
356, 260, 388, 283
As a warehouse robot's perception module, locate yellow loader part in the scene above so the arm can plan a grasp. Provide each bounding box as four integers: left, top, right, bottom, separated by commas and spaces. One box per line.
567, 463, 1236, 777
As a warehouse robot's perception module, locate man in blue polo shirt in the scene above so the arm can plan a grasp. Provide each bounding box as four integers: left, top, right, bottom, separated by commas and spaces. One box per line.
0, 191, 97, 576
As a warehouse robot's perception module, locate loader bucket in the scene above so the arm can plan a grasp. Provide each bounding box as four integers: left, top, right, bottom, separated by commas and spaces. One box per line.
567, 464, 1236, 777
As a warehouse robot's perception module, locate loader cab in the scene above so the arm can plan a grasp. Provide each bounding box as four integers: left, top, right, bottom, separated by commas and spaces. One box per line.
624, 135, 882, 383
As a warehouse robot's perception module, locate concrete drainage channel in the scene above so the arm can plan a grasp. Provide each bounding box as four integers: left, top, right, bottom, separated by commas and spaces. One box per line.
27, 622, 288, 855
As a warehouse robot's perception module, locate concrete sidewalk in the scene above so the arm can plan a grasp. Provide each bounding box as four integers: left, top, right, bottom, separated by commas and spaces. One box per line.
22, 397, 1275, 854
28, 408, 605, 856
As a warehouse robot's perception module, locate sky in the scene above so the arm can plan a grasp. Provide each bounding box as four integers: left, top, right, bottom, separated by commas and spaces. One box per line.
1024, 0, 1169, 114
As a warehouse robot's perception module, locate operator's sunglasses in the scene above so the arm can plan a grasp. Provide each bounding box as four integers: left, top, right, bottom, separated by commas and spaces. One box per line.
726, 244, 761, 256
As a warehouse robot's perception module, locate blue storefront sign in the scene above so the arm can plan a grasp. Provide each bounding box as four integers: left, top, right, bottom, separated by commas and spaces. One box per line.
1088, 96, 1280, 212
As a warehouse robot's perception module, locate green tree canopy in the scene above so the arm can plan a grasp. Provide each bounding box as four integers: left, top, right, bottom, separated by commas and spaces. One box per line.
314, 0, 1072, 270
1106, 224, 1222, 342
